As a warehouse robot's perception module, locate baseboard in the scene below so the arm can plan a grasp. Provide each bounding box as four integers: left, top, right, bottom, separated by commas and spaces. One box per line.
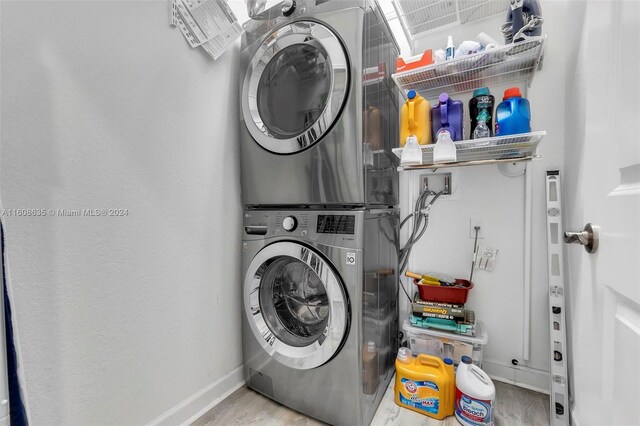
148, 365, 245, 426
481, 359, 549, 394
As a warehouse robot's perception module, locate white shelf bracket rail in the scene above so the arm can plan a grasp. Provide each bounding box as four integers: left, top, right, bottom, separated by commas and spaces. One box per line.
545, 171, 570, 426
528, 34, 547, 87
523, 162, 532, 361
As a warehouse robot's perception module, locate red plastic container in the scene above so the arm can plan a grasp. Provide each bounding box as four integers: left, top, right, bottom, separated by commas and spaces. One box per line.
396, 50, 433, 73
413, 279, 474, 304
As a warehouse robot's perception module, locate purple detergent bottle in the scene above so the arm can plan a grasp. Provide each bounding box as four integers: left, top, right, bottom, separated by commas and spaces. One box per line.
431, 93, 464, 141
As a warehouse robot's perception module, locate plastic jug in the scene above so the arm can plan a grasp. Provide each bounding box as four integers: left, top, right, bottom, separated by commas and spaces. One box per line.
400, 136, 423, 166
362, 341, 379, 395
455, 356, 496, 426
400, 90, 431, 146
364, 105, 382, 150
431, 93, 464, 142
433, 130, 457, 164
495, 87, 531, 136
394, 348, 455, 420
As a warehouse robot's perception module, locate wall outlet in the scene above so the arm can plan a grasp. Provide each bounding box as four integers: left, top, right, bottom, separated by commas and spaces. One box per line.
474, 245, 498, 271
469, 218, 484, 239
421, 173, 451, 195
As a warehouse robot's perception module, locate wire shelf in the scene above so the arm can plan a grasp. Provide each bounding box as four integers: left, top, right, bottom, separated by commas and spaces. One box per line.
392, 0, 508, 41
392, 131, 545, 170
392, 35, 547, 99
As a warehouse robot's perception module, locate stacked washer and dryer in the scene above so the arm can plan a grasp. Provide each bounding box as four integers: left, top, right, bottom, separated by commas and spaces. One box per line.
239, 1, 400, 424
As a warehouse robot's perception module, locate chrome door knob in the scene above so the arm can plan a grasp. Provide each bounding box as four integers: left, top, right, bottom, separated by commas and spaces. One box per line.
564, 223, 599, 253
282, 216, 297, 232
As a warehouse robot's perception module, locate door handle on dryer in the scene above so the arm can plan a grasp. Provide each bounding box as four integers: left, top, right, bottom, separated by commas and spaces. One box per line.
245, 225, 268, 235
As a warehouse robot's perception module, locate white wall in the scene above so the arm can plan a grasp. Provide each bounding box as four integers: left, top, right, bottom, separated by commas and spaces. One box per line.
0, 1, 244, 424
388, 0, 574, 392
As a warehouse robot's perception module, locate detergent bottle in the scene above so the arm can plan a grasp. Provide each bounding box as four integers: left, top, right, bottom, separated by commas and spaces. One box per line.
495, 87, 531, 136
469, 87, 495, 139
394, 348, 455, 419
400, 90, 431, 146
455, 356, 496, 426
431, 93, 464, 141
362, 341, 379, 395
364, 104, 382, 150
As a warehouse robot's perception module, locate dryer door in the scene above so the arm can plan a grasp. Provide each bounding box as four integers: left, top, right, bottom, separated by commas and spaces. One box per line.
244, 241, 349, 369
241, 21, 349, 154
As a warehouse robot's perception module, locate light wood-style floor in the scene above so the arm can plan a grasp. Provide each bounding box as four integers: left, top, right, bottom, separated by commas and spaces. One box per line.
192, 376, 549, 426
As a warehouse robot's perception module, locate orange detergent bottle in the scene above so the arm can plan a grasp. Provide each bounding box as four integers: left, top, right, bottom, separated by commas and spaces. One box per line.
394, 348, 455, 420
400, 90, 432, 146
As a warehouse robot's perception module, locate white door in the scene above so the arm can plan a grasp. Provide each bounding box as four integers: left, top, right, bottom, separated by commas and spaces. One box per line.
564, 1, 640, 425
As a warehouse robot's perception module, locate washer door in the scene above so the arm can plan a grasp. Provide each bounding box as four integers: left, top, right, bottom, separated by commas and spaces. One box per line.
244, 241, 349, 369
241, 21, 349, 154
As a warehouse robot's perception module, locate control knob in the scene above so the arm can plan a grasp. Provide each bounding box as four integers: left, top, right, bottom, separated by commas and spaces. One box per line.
282, 0, 296, 16
282, 216, 297, 232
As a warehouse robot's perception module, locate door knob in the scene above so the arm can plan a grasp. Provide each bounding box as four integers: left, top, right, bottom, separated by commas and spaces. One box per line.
564, 223, 599, 253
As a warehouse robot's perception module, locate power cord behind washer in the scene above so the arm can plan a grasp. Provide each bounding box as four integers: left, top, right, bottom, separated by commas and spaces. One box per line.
397, 187, 445, 303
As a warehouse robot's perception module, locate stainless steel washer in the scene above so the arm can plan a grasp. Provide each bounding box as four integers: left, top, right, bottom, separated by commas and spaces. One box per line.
242, 208, 399, 425
239, 0, 400, 207
244, 240, 349, 370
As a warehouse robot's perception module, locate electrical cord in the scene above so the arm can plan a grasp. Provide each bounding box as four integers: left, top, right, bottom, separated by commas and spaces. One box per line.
397, 187, 445, 303
469, 226, 480, 282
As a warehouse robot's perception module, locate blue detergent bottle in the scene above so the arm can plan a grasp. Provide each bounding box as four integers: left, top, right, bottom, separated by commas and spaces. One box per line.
495, 87, 531, 136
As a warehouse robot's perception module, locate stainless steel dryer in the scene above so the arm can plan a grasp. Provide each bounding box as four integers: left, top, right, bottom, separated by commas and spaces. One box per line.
239, 0, 400, 207
242, 208, 398, 425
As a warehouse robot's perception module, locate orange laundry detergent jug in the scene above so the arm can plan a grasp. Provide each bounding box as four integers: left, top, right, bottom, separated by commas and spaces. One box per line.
400, 90, 432, 146
394, 348, 455, 420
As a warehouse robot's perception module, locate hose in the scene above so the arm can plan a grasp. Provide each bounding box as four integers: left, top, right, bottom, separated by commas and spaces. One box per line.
397, 187, 444, 302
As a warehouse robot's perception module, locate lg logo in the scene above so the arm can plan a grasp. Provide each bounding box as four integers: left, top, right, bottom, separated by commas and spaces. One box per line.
346, 253, 356, 266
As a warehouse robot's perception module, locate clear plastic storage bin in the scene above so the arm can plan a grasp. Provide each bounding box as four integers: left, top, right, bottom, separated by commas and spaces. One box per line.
402, 320, 488, 367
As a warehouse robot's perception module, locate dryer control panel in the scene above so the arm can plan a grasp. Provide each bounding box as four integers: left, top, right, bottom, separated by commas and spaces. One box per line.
316, 215, 355, 235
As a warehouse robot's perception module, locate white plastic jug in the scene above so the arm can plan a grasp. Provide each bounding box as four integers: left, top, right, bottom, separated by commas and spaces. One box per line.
400, 136, 423, 166
433, 130, 456, 164
455, 356, 495, 426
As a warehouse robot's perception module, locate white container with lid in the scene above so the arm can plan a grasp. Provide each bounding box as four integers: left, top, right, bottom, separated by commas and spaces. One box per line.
402, 320, 488, 367
455, 355, 495, 426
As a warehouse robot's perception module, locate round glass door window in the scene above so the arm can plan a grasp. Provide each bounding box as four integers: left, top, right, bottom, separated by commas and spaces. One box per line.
242, 21, 349, 154
259, 257, 330, 347
257, 44, 331, 139
244, 242, 349, 369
